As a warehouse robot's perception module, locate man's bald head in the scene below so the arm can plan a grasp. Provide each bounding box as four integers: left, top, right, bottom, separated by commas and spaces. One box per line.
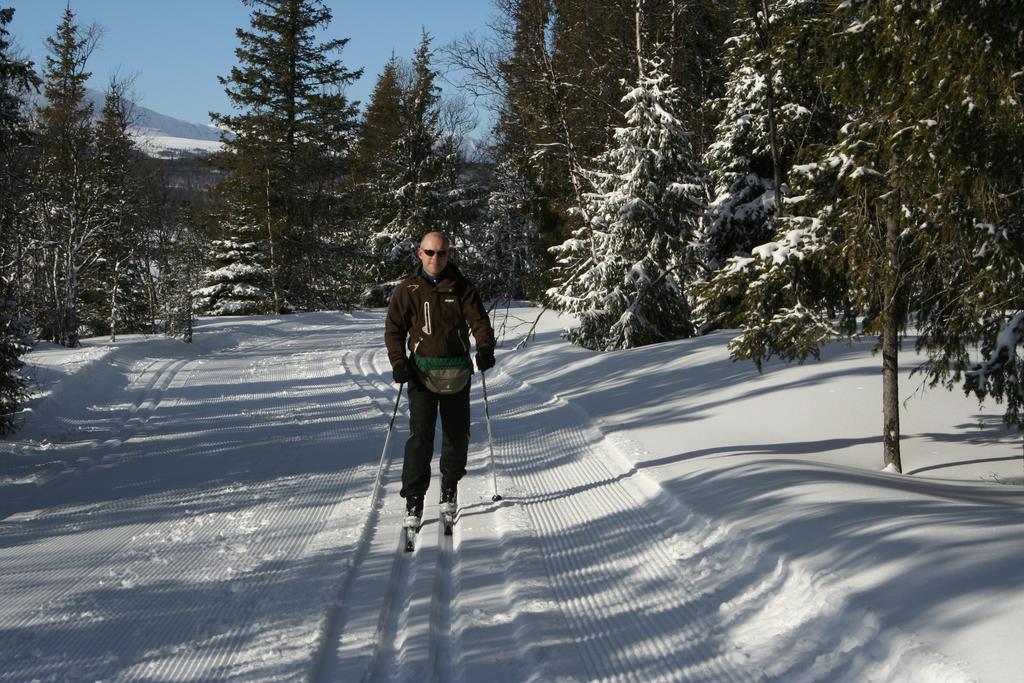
418, 232, 451, 278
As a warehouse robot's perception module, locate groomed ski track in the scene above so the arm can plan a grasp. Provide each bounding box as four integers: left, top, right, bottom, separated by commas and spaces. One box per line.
0, 312, 968, 682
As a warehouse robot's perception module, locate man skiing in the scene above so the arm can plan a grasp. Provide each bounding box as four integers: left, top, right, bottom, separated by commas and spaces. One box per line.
385, 231, 496, 535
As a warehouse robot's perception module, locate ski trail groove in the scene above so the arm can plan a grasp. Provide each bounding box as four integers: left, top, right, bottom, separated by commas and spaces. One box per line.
478, 360, 965, 682
3, 323, 385, 681
359, 355, 442, 683
0, 354, 192, 522
122, 330, 393, 681
370, 527, 422, 682
430, 521, 456, 683
2, 311, 981, 682
483, 368, 752, 682
309, 345, 409, 683
0, 354, 210, 642
323, 346, 460, 683
100, 338, 368, 680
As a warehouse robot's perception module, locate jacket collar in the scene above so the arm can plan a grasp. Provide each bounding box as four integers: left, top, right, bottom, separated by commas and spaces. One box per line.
416, 263, 461, 286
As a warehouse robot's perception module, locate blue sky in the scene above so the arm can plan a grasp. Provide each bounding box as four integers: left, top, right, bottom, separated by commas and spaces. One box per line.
7, 1, 497, 129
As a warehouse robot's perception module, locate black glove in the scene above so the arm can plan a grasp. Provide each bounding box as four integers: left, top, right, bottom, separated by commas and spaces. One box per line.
392, 362, 411, 384
476, 348, 495, 372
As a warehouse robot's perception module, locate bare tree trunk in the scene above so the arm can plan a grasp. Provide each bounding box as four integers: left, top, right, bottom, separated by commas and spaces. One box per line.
146, 273, 157, 333
109, 259, 119, 342
142, 250, 157, 333
64, 250, 78, 348
534, 23, 594, 257
882, 216, 902, 472
48, 247, 62, 344
265, 165, 281, 313
635, 0, 644, 80
669, 0, 677, 75
184, 297, 193, 343
881, 312, 902, 472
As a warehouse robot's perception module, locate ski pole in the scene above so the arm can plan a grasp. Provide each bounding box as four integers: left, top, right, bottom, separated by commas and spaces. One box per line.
372, 383, 404, 502
480, 370, 503, 502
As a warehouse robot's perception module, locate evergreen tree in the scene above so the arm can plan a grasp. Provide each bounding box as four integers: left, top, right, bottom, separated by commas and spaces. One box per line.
193, 200, 272, 316
476, 0, 616, 263
160, 201, 207, 342
0, 6, 39, 434
961, 234, 1024, 430
698, 1, 1024, 469
134, 157, 176, 332
31, 7, 102, 346
697, 0, 838, 328
349, 55, 403, 186
548, 59, 704, 350
701, 0, 831, 271
0, 304, 27, 434
363, 33, 468, 282
548, 0, 634, 159
348, 55, 406, 295
91, 78, 147, 341
905, 1, 1024, 431
480, 0, 735, 276
211, 0, 361, 312
646, 0, 738, 149
491, 0, 567, 258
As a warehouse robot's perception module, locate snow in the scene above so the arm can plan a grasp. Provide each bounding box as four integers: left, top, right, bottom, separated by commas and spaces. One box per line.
751, 229, 810, 264
994, 311, 1024, 356
131, 132, 223, 158
1, 306, 1021, 682
850, 166, 885, 180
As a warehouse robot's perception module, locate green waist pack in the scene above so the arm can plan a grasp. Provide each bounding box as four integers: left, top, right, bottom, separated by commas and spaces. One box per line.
414, 355, 472, 394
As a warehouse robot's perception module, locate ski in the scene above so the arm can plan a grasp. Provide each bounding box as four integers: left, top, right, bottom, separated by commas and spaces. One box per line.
439, 501, 456, 536
403, 515, 421, 552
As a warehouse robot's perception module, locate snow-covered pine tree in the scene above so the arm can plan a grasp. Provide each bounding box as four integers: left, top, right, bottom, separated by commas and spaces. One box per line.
698, 0, 1024, 470
962, 235, 1024, 430
0, 302, 27, 434
0, 6, 39, 434
389, 31, 450, 250
547, 57, 704, 350
193, 201, 272, 316
906, 1, 1024, 432
700, 0, 832, 279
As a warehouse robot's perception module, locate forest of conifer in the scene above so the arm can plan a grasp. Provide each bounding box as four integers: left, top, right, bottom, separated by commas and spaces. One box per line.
1, 1, 1021, 469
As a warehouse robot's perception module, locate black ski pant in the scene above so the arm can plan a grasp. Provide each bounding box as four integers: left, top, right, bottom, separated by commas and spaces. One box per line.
400, 377, 470, 500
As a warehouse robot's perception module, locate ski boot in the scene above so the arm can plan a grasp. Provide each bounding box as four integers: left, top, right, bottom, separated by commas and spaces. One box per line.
439, 484, 457, 535
403, 495, 423, 552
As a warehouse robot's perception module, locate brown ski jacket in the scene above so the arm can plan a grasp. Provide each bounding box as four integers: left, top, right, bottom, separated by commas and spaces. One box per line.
384, 264, 495, 370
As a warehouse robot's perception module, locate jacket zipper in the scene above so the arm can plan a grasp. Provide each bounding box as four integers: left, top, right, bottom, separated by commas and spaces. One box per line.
422, 301, 432, 335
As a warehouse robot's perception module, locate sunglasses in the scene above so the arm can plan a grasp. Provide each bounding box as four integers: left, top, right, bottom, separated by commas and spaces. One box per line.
421, 249, 449, 257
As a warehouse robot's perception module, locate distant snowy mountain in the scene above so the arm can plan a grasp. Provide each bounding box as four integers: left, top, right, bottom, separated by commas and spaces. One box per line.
81, 88, 220, 140
82, 88, 226, 158
32, 83, 225, 158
